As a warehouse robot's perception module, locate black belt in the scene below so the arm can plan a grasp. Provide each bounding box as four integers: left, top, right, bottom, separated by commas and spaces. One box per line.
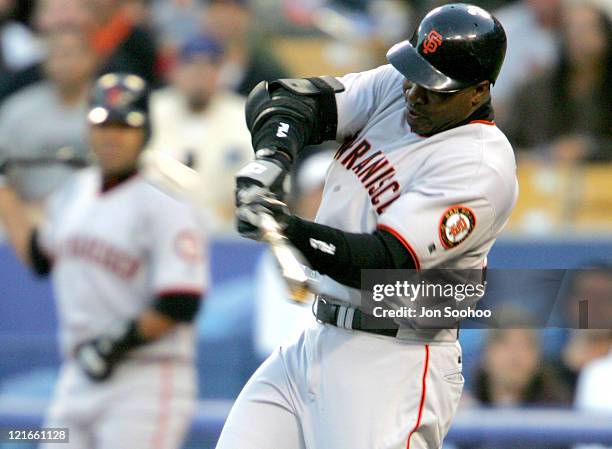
315, 298, 399, 337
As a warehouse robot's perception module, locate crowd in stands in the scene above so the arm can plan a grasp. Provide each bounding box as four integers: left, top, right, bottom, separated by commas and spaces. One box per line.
0, 0, 611, 225
0, 0, 611, 439
499, 0, 612, 162
0, 0, 290, 231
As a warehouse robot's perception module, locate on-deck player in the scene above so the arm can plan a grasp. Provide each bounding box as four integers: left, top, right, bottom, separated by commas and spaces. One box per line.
222, 3, 517, 449
0, 73, 206, 449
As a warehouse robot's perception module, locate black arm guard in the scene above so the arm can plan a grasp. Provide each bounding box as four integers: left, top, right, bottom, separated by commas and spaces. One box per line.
245, 76, 344, 161
29, 229, 52, 276
153, 292, 202, 322
284, 216, 417, 289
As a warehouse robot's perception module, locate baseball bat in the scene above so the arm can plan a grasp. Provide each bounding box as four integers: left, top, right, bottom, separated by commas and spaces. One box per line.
139, 150, 313, 304
257, 212, 311, 303
139, 149, 201, 194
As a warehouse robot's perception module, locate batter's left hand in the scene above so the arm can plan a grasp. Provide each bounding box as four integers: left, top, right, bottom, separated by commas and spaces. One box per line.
74, 336, 118, 382
236, 193, 291, 240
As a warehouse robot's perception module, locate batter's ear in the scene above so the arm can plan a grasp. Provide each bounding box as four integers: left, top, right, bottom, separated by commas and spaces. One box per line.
471, 81, 490, 106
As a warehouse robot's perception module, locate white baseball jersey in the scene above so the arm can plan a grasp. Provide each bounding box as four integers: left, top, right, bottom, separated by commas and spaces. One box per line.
311, 64, 518, 340
319, 64, 518, 264
37, 167, 207, 361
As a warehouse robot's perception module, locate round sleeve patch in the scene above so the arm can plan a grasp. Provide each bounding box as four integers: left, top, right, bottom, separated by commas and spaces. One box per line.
174, 230, 202, 264
439, 206, 476, 249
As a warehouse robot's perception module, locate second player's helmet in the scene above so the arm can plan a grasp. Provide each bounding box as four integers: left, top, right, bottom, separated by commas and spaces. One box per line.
87, 73, 149, 129
387, 3, 507, 92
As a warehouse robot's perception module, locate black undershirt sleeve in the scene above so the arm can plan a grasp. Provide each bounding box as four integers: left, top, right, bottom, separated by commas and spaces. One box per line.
29, 229, 52, 276
153, 293, 202, 322
284, 216, 417, 289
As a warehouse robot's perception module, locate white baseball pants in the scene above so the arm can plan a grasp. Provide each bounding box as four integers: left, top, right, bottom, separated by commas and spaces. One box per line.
216, 322, 464, 449
39, 359, 196, 449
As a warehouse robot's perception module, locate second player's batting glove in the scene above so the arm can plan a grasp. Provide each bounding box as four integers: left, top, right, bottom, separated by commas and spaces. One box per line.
236, 193, 291, 240
74, 321, 147, 382
74, 337, 119, 381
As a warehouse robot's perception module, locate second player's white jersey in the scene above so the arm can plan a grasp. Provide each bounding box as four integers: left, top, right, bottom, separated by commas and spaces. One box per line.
38, 168, 207, 361
312, 65, 518, 331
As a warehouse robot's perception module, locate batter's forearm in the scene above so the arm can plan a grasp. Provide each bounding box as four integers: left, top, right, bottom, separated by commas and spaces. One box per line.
0, 186, 36, 266
136, 309, 179, 340
284, 216, 416, 288
136, 291, 202, 340
115, 292, 202, 350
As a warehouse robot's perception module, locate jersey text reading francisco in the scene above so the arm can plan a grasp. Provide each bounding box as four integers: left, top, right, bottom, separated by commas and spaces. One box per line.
335, 137, 401, 214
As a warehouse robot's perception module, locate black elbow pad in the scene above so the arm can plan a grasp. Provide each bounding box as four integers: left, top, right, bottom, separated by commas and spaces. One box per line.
245, 77, 344, 161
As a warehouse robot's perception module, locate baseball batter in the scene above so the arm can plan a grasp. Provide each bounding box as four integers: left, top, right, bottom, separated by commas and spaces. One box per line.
223, 4, 517, 449
0, 73, 206, 449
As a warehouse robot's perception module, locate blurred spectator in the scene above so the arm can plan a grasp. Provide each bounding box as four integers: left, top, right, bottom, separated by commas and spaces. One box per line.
148, 34, 252, 232
123, 0, 154, 25
0, 0, 42, 74
203, 0, 290, 96
0, 28, 97, 203
253, 150, 333, 359
149, 0, 205, 78
562, 330, 612, 390
471, 329, 571, 407
573, 331, 612, 449
88, 0, 158, 84
574, 332, 612, 411
0, 0, 95, 101
492, 0, 561, 107
0, 0, 158, 102
502, 0, 612, 162
34, 0, 96, 32
150, 0, 203, 49
367, 0, 413, 46
561, 267, 612, 331
559, 267, 612, 390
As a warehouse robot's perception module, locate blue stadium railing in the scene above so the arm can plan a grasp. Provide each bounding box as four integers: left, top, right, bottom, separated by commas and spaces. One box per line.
1, 399, 612, 448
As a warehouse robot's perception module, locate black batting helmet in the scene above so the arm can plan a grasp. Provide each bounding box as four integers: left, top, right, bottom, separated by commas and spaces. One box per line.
87, 73, 149, 129
387, 3, 507, 92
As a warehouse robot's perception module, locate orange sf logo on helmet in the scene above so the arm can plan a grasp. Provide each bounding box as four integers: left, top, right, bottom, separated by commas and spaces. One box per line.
106, 86, 133, 108
422, 30, 443, 55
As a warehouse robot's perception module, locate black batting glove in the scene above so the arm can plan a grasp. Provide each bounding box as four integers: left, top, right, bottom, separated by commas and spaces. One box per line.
236, 193, 291, 240
74, 321, 147, 382
74, 336, 120, 381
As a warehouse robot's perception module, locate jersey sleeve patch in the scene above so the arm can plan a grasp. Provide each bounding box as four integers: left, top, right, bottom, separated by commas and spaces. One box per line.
173, 230, 203, 265
438, 205, 476, 249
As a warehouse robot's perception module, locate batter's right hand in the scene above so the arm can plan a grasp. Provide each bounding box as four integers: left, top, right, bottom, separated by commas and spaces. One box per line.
236, 192, 290, 240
